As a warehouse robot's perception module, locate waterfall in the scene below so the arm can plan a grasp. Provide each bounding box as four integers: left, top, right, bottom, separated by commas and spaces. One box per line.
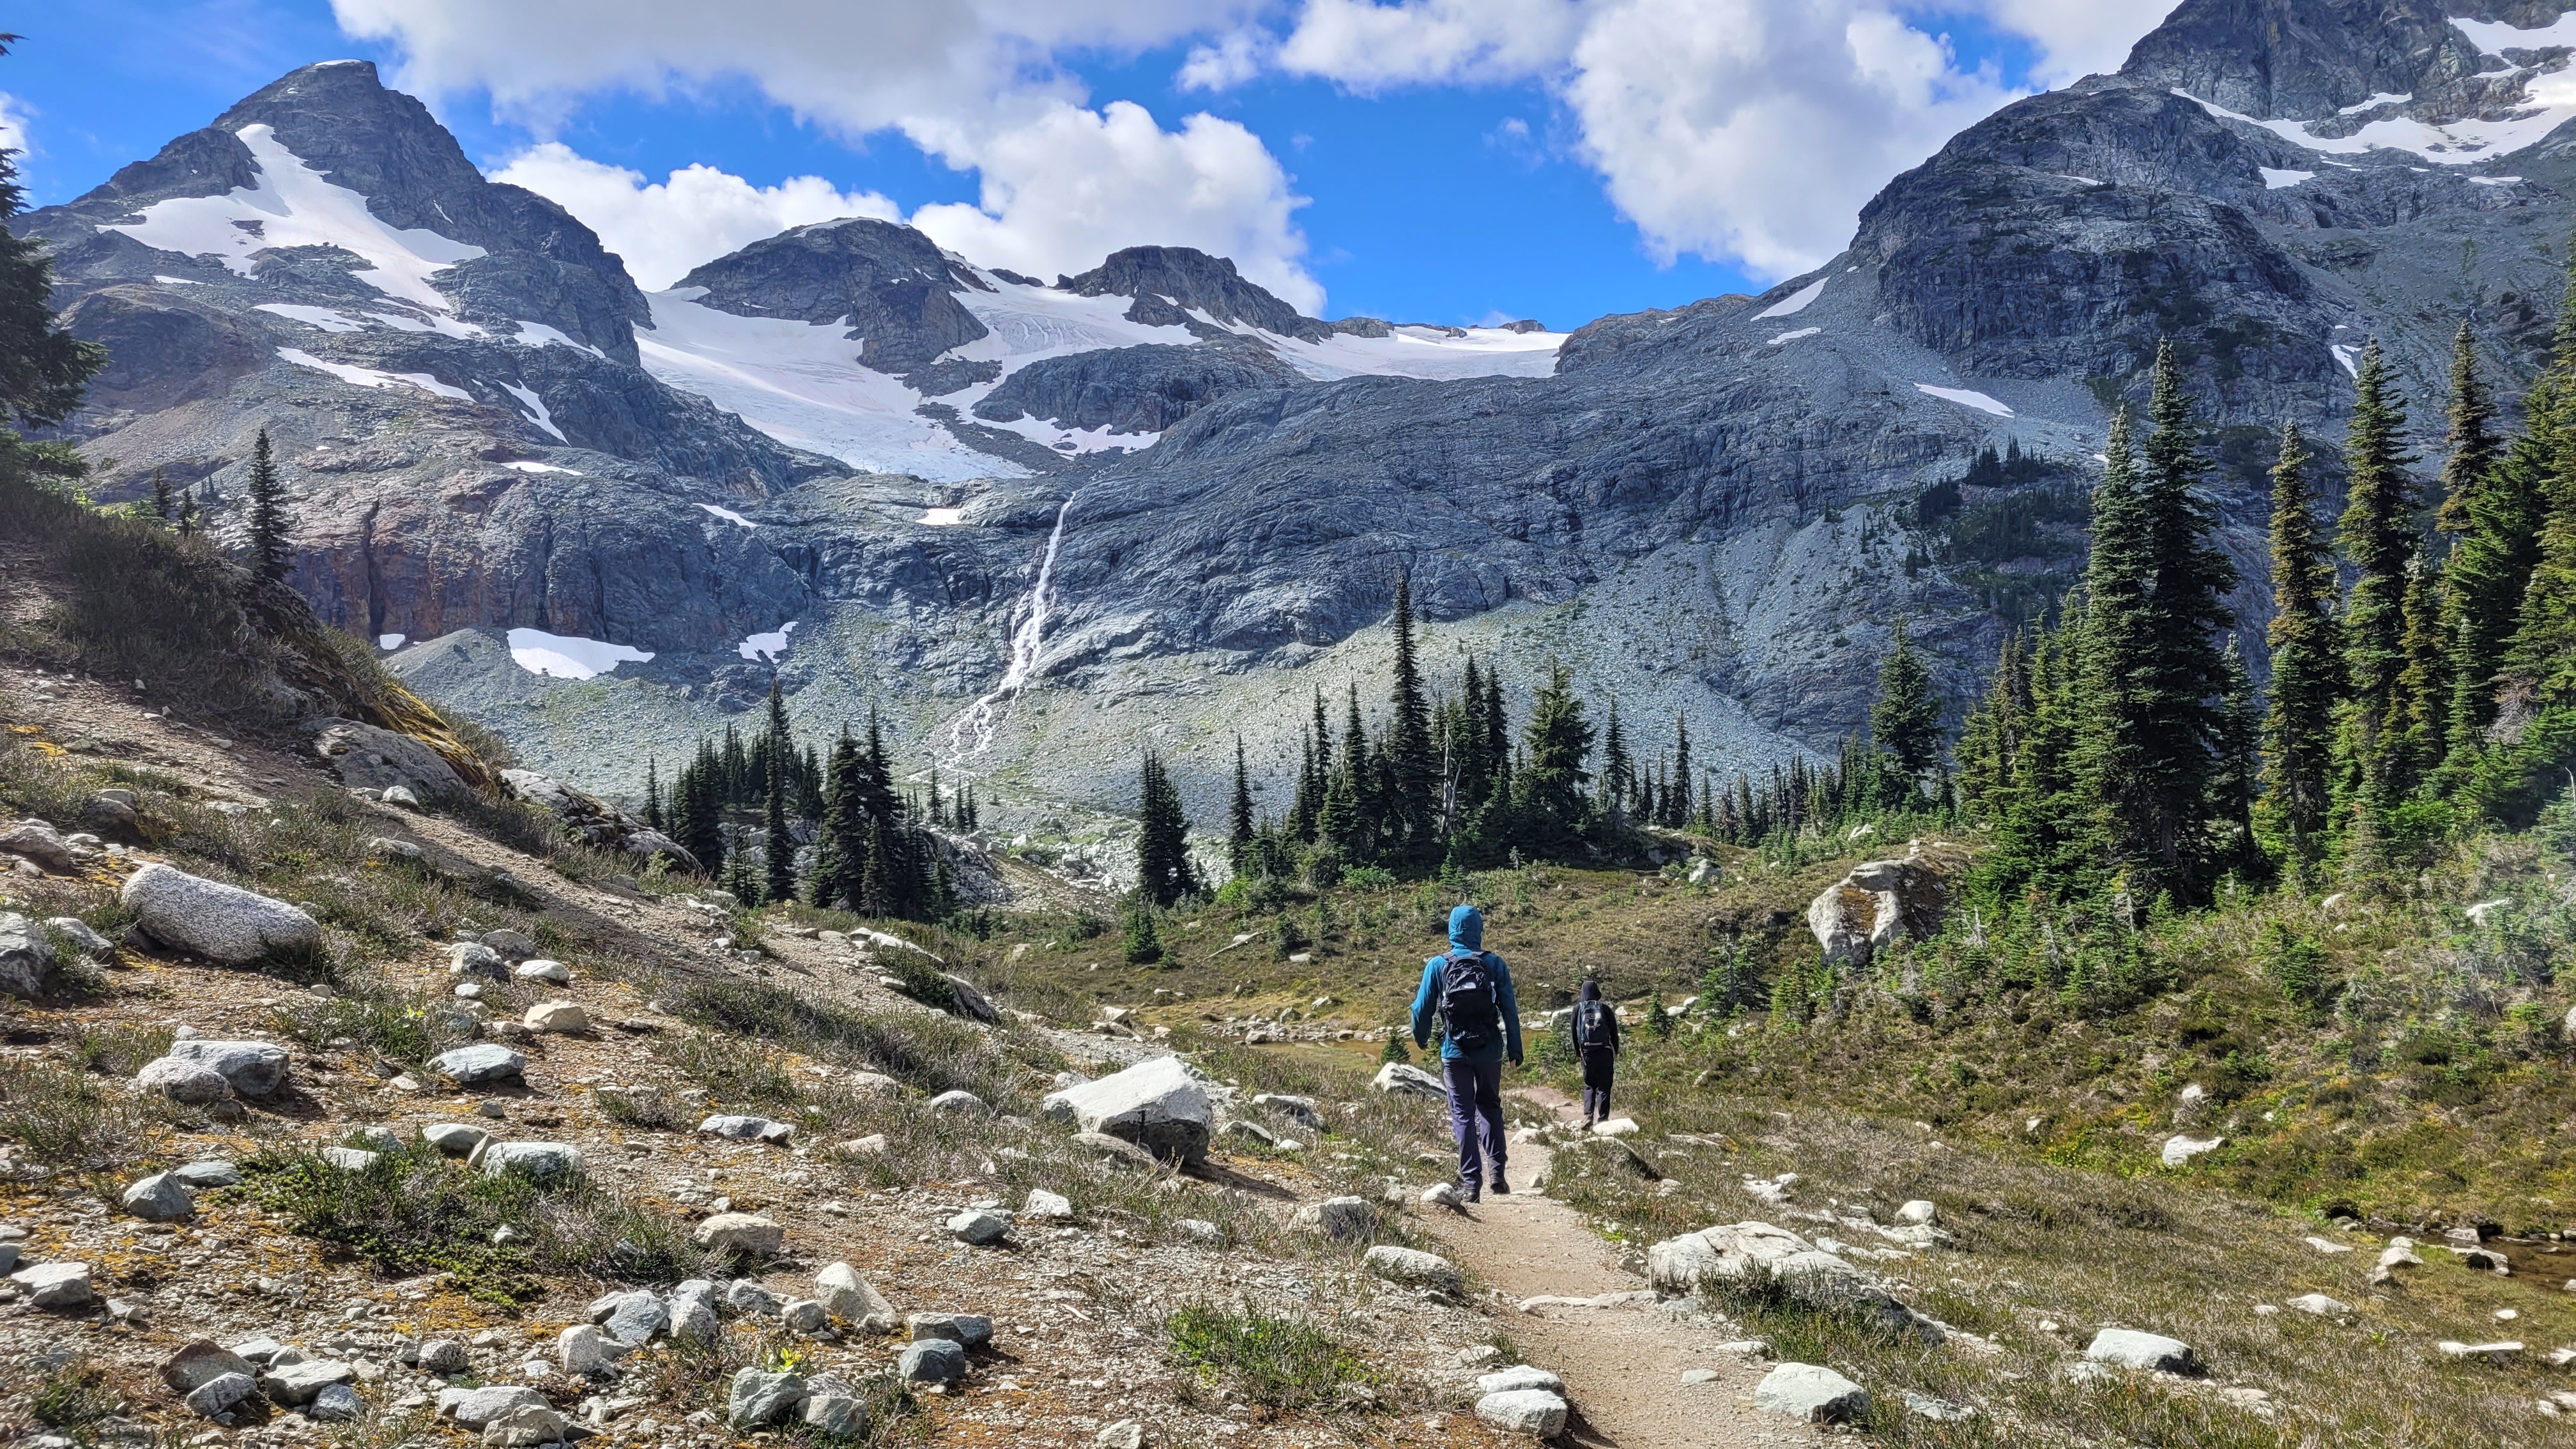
947, 491, 1078, 759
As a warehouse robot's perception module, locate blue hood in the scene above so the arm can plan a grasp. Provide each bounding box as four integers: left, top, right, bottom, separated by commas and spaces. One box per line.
1448, 904, 1483, 951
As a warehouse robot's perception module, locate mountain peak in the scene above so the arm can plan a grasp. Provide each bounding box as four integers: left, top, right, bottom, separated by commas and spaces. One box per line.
1057, 245, 1330, 342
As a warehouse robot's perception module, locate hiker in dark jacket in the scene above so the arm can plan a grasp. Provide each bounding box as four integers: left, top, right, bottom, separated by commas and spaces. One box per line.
1571, 977, 1621, 1127
1412, 904, 1522, 1202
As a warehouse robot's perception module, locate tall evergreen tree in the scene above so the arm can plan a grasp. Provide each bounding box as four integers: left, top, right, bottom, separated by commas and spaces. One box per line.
1869, 618, 1943, 792
1597, 697, 1631, 827
2396, 551, 2453, 782
2436, 322, 2498, 538
762, 682, 797, 905
2446, 374, 2554, 763
2216, 636, 2261, 874
643, 760, 664, 832
1229, 735, 1255, 875
2134, 342, 2241, 896
2074, 406, 2157, 884
2260, 420, 2342, 866
0, 42, 107, 431
1514, 662, 1595, 852
811, 733, 863, 908
1135, 751, 1199, 906
1668, 715, 1692, 827
148, 467, 173, 525
245, 429, 291, 584
1456, 657, 1493, 813
2336, 339, 2422, 802
1385, 574, 1436, 848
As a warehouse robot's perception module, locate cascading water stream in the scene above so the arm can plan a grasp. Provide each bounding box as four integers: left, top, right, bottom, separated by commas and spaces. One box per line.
946, 491, 1078, 760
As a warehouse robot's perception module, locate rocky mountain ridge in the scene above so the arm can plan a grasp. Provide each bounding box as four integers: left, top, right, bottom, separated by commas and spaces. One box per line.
26, 1, 2576, 825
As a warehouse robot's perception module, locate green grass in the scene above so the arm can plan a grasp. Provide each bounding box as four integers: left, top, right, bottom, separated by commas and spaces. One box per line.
223, 1144, 707, 1303
1165, 1301, 1379, 1416
0, 1055, 167, 1167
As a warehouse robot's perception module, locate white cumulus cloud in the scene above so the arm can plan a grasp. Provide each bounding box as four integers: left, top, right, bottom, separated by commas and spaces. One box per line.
491, 144, 900, 289
0, 93, 32, 157
333, 0, 1320, 304
1248, 0, 2180, 282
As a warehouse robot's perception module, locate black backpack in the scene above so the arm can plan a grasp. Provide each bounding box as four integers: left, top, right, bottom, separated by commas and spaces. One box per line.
1574, 999, 1614, 1050
1440, 949, 1501, 1050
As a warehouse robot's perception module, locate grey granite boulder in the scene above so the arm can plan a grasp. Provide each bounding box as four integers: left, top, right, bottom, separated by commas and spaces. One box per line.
121, 1172, 196, 1221
0, 913, 54, 997
1754, 1363, 1870, 1423
433, 1044, 526, 1085
897, 1338, 966, 1385
158, 1039, 291, 1096
726, 1368, 807, 1429
1038, 1055, 1211, 1165
121, 863, 321, 965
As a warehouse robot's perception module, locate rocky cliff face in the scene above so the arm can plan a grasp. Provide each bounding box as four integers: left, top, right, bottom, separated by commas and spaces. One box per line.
27, 4, 2576, 823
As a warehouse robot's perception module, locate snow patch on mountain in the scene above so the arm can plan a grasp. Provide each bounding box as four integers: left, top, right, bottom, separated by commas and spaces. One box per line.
507, 628, 653, 679
277, 346, 470, 401
2176, 76, 2576, 166
103, 123, 484, 309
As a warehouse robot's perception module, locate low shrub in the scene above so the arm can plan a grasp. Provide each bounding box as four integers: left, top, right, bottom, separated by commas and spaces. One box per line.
1166, 1301, 1376, 1416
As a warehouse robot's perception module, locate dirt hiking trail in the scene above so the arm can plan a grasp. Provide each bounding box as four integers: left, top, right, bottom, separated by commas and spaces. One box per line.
1420, 1087, 1828, 1448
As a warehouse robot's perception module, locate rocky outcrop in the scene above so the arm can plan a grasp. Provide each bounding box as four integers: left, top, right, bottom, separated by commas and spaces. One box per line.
1039, 1056, 1213, 1165
1646, 1220, 1938, 1340
1057, 246, 1331, 342
312, 719, 471, 802
669, 219, 992, 382
1807, 845, 1961, 966
973, 336, 1300, 436
500, 769, 699, 870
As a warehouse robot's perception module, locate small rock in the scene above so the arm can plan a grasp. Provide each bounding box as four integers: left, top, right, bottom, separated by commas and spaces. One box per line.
1904, 1391, 1977, 1422
309, 1383, 365, 1422
781, 1299, 829, 1333
13, 1261, 95, 1308
907, 1312, 994, 1348
1073, 1131, 1157, 1169
161, 1339, 256, 1392
1293, 1195, 1374, 1240
0, 912, 54, 997
523, 1000, 587, 1033
135, 1057, 232, 1104
1894, 1200, 1938, 1226
42, 917, 112, 956
477, 1142, 583, 1183
121, 1172, 195, 1222
1423, 1183, 1462, 1208
482, 1404, 570, 1447
422, 1123, 491, 1157
366, 836, 422, 861
947, 1210, 1009, 1246
1178, 1219, 1222, 1243
321, 1146, 381, 1171
694, 1213, 784, 1257
2161, 1135, 2224, 1168
2287, 1293, 2350, 1317
1093, 1421, 1144, 1449
1475, 1388, 1568, 1435
169, 1159, 241, 1190
482, 928, 537, 958
1680, 1368, 1721, 1384
185, 1372, 258, 1418
441, 1385, 551, 1429
1477, 1366, 1565, 1395
815, 1262, 895, 1330
724, 1280, 784, 1317
157, 1039, 291, 1096
593, 1291, 667, 1348
898, 1338, 967, 1385
433, 1045, 527, 1085
1372, 1062, 1443, 1099
515, 960, 572, 984
1363, 1245, 1462, 1292
802, 1392, 866, 1437
1022, 1188, 1074, 1221
667, 1284, 720, 1345
2085, 1329, 2198, 1374
418, 1340, 471, 1374
700, 1114, 793, 1144
2437, 1340, 2524, 1358
926, 1089, 987, 1114
263, 1360, 357, 1406
1753, 1363, 1871, 1423
846, 1070, 900, 1094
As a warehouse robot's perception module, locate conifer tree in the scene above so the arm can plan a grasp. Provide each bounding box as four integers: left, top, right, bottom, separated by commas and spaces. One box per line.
2446, 374, 2554, 764
1386, 574, 1436, 849
2336, 339, 2421, 801
1669, 715, 1692, 827
2396, 551, 2453, 781
148, 466, 173, 525
1870, 618, 1943, 795
761, 682, 797, 903
2075, 406, 2155, 878
1482, 665, 1508, 798
1135, 751, 1198, 907
0, 50, 106, 431
2437, 323, 2497, 537
2134, 342, 2240, 895
1457, 657, 1492, 811
2260, 420, 2341, 866
811, 733, 861, 908
176, 492, 198, 537
1229, 736, 1255, 875
1956, 629, 2028, 820
643, 760, 664, 832
2216, 636, 2261, 873
1598, 697, 1631, 827
722, 826, 763, 906
245, 429, 291, 584
1515, 662, 1595, 852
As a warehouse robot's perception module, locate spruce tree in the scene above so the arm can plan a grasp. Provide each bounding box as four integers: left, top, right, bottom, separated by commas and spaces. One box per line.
1228, 736, 1255, 875
762, 682, 797, 904
643, 760, 664, 832
2260, 420, 2341, 866
0, 54, 107, 431
2075, 406, 2156, 883
1515, 662, 1595, 853
2396, 551, 2453, 782
1598, 698, 1631, 827
148, 467, 173, 525
2336, 339, 2421, 803
2446, 376, 2554, 763
2216, 636, 2261, 874
1457, 657, 1492, 811
2135, 342, 2240, 896
1135, 751, 1198, 907
245, 429, 291, 584
814, 732, 865, 908
2436, 323, 2497, 537
1386, 574, 1436, 849
1669, 715, 1692, 827
1869, 618, 1943, 795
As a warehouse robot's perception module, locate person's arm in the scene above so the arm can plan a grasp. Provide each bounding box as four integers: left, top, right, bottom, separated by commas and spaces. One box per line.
1604, 1009, 1621, 1055
1411, 959, 1441, 1050
1497, 955, 1523, 1065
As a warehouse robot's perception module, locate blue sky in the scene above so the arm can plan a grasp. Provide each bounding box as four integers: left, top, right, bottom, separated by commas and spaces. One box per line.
3, 1, 2131, 329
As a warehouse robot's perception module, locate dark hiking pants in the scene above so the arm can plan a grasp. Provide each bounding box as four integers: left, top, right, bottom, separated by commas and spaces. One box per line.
1444, 1057, 1506, 1192
1579, 1048, 1614, 1120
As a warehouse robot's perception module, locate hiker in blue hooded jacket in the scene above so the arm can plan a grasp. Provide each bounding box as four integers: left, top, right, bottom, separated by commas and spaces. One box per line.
1413, 903, 1522, 1202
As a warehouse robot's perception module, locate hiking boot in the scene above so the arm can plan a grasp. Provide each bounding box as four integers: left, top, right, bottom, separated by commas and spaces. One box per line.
1490, 1174, 1511, 1195
1461, 1183, 1482, 1204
